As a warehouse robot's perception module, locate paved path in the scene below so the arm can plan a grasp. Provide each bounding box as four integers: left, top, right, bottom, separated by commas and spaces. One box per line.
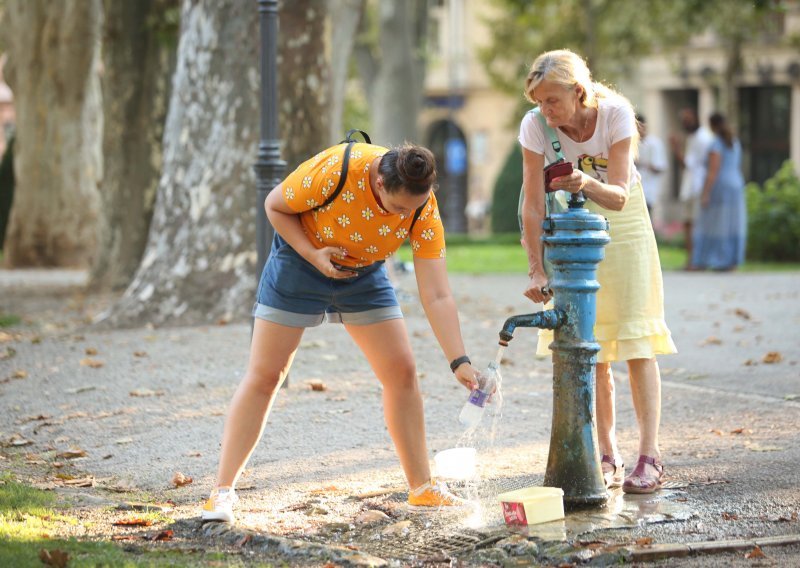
1, 269, 798, 565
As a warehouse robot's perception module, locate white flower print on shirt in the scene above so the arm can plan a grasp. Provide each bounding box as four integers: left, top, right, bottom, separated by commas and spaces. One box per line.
439, 248, 446, 258
357, 178, 366, 191
342, 190, 356, 204
323, 226, 334, 239
284, 187, 295, 200
350, 232, 363, 243
361, 207, 374, 221
350, 149, 363, 160
337, 215, 351, 227
365, 245, 378, 254
302, 176, 312, 188
421, 228, 435, 241
378, 224, 391, 236
395, 228, 408, 239
306, 198, 318, 208
411, 240, 421, 252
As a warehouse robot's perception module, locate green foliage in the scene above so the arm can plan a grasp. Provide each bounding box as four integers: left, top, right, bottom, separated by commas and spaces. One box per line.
490, 144, 523, 234
745, 160, 800, 262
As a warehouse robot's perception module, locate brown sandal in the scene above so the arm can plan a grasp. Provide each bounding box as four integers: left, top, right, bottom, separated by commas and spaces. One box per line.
601, 454, 625, 489
622, 455, 664, 494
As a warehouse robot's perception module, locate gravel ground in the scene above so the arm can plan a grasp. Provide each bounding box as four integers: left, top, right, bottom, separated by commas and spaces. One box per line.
1, 269, 799, 566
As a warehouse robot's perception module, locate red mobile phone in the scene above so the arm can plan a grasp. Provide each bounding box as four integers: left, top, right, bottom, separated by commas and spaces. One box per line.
543, 160, 573, 193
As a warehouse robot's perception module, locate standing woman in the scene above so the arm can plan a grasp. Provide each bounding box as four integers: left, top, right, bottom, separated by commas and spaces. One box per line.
692, 112, 747, 271
202, 140, 478, 523
518, 49, 676, 494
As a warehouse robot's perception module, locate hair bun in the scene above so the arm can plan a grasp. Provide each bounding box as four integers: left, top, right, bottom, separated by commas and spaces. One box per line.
398, 147, 435, 183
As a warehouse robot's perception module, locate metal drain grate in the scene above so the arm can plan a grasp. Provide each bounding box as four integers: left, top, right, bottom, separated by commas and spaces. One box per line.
363, 529, 502, 561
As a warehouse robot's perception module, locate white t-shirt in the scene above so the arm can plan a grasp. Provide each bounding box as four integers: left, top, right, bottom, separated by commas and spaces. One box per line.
636, 134, 667, 207
678, 126, 714, 201
518, 97, 641, 188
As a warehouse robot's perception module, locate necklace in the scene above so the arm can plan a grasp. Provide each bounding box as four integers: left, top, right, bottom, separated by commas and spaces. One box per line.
577, 109, 592, 142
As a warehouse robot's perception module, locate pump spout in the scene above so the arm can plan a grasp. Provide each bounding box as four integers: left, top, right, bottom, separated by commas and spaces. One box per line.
499, 309, 566, 345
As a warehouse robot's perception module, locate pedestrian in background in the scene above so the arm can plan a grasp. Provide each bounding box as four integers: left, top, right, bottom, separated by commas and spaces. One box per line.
634, 114, 667, 222
691, 112, 747, 271
202, 139, 478, 523
518, 49, 676, 494
670, 107, 714, 270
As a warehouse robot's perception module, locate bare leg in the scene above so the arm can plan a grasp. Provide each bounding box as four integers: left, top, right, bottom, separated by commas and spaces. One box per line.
214, 319, 304, 488
346, 318, 430, 490
595, 362, 619, 459
627, 357, 662, 475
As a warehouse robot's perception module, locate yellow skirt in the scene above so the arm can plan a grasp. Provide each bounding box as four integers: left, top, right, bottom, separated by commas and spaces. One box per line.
537, 182, 677, 363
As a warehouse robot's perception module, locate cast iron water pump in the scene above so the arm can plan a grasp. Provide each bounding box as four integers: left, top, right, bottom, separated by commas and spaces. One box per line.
500, 192, 610, 507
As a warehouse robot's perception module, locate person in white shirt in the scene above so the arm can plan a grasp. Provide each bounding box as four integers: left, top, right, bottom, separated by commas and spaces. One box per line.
670, 108, 714, 269
635, 114, 667, 221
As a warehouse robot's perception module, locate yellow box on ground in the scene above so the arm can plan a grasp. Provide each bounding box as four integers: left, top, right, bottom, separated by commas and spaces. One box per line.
497, 486, 565, 526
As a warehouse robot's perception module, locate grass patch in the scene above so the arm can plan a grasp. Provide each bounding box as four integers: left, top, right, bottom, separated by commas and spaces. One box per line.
0, 474, 255, 567
0, 314, 21, 327
397, 237, 800, 274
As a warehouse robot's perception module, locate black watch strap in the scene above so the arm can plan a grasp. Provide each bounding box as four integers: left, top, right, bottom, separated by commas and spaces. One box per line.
449, 355, 471, 373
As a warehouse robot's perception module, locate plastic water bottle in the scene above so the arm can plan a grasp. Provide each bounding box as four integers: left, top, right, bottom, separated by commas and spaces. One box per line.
458, 361, 499, 429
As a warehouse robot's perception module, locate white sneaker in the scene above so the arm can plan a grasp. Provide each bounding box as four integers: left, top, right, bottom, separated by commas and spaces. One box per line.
201, 487, 238, 523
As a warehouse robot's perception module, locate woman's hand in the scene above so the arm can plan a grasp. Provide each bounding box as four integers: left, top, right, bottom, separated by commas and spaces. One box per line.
524, 270, 552, 304
454, 362, 479, 391
308, 246, 356, 278
550, 169, 587, 194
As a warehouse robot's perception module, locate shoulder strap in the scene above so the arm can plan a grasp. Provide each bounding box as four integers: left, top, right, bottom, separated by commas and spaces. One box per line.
408, 198, 429, 234
532, 108, 564, 160
314, 130, 373, 211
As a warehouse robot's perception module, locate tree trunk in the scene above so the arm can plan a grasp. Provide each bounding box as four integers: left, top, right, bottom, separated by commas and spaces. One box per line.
328, 0, 365, 145
96, 0, 260, 327
278, 0, 330, 170
373, 0, 420, 145
0, 0, 102, 268
90, 0, 179, 291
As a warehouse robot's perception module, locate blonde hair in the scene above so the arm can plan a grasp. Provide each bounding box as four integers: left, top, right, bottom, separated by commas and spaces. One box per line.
524, 49, 638, 151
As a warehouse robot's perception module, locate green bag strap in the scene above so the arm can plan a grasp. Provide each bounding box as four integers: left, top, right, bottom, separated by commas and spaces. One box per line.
532, 107, 564, 161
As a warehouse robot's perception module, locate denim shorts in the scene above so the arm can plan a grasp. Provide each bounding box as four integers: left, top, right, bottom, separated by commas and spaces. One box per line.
252, 234, 403, 327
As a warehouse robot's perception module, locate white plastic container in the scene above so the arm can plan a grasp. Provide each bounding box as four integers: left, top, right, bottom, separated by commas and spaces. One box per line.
497, 486, 565, 526
433, 447, 477, 480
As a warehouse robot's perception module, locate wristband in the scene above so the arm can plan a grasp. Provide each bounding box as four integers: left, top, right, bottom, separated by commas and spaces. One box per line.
449, 355, 471, 373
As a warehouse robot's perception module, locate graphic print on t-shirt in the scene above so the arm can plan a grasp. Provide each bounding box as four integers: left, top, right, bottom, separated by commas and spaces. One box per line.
578, 154, 609, 183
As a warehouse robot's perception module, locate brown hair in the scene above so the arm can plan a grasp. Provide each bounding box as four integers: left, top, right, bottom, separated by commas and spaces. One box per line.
378, 144, 437, 196
709, 112, 734, 148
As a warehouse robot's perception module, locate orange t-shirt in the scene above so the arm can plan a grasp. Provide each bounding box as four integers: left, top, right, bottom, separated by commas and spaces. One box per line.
281, 143, 446, 269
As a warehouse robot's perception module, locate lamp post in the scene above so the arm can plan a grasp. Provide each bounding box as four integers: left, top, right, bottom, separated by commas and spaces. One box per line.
254, 0, 285, 281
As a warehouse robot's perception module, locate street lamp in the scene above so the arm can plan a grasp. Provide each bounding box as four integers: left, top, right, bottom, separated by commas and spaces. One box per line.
254, 0, 285, 283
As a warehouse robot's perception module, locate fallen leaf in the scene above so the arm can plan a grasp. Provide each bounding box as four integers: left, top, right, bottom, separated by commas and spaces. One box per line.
634, 537, 653, 546
85, 347, 98, 355
710, 429, 723, 436
786, 394, 799, 401
113, 518, 153, 527
133, 351, 148, 357
309, 485, 340, 494
381, 520, 412, 536
186, 451, 202, 457
730, 428, 750, 435
79, 358, 104, 368
733, 308, 751, 320
115, 438, 133, 445
744, 545, 765, 559
130, 388, 165, 397
236, 534, 252, 547
355, 510, 390, 525
111, 535, 137, 541
309, 380, 327, 392
746, 443, 783, 452
11, 369, 27, 379
762, 351, 783, 364
577, 540, 608, 550
721, 512, 738, 520
743, 359, 758, 366
66, 385, 96, 394
172, 471, 193, 487
699, 336, 722, 346
143, 529, 174, 541
56, 448, 87, 459
7, 434, 33, 447
62, 477, 95, 487
39, 549, 70, 568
